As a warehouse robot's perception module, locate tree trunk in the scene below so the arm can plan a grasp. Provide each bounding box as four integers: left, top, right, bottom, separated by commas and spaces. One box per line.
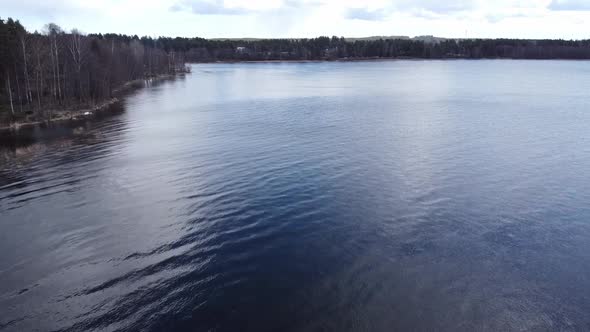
6, 72, 15, 116
50, 41, 57, 100
62, 61, 67, 102
36, 69, 41, 114
22, 38, 33, 104
79, 67, 82, 103
36, 52, 42, 113
54, 37, 62, 101
13, 64, 23, 113
109, 39, 114, 97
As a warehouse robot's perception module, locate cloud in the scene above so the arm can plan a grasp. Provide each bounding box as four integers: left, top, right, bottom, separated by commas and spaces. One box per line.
548, 0, 590, 11
1, 0, 88, 20
344, 0, 477, 21
392, 0, 476, 15
170, 0, 326, 15
282, 0, 323, 8
346, 7, 388, 21
170, 0, 251, 15
3, 0, 590, 39
485, 12, 530, 23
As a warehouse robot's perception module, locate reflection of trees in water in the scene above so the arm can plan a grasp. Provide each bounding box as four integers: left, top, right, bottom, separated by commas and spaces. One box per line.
0, 102, 130, 205
0, 102, 126, 151
0, 73, 188, 211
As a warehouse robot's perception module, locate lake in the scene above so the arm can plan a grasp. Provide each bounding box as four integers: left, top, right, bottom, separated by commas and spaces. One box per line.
2, 60, 590, 331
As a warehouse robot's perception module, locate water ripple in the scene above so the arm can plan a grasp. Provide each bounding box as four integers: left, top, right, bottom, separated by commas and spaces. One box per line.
2, 61, 590, 331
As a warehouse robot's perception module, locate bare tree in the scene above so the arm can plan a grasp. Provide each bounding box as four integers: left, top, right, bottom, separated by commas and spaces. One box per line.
18, 28, 33, 104
45, 23, 63, 102
30, 33, 47, 113
5, 71, 14, 115
68, 29, 87, 102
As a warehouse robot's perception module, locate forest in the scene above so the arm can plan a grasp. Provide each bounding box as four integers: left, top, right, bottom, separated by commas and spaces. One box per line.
3, 16, 590, 125
0, 18, 187, 126
167, 36, 590, 62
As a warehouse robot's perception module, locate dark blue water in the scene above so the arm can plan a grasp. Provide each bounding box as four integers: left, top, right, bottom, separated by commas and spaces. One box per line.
2, 60, 590, 331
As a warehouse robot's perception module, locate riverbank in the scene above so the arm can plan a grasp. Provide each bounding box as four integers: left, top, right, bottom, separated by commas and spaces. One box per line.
0, 74, 181, 132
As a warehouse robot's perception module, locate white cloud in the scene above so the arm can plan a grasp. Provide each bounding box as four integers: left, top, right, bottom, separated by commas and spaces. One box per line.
548, 0, 590, 10
171, 0, 250, 15
393, 0, 476, 15
0, 0, 589, 39
346, 8, 389, 21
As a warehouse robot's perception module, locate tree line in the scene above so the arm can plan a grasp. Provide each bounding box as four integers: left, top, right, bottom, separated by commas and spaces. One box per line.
0, 18, 186, 124
164, 36, 590, 62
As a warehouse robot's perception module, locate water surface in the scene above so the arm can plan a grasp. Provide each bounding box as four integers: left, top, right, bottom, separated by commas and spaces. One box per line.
2, 60, 590, 331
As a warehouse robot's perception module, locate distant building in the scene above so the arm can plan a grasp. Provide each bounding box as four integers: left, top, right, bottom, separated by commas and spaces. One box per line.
236, 46, 248, 53
324, 47, 339, 58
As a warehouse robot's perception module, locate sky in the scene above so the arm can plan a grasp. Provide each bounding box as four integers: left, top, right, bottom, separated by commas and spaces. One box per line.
1, 0, 590, 39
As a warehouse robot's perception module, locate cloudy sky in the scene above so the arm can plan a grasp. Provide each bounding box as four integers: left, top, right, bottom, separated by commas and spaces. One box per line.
2, 0, 590, 39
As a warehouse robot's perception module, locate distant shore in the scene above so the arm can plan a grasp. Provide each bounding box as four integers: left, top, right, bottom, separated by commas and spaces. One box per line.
202, 56, 590, 64
198, 56, 422, 64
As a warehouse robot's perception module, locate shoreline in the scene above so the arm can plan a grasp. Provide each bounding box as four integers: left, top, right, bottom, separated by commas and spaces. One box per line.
195, 56, 590, 64
197, 57, 421, 64
0, 98, 121, 132
0, 74, 180, 132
